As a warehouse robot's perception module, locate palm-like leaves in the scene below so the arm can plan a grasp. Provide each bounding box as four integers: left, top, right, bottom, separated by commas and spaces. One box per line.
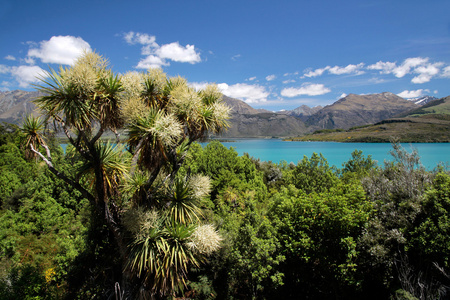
128, 219, 198, 296
165, 176, 202, 224
96, 72, 124, 131
34, 53, 123, 133
78, 142, 128, 197
34, 67, 96, 130
21, 115, 46, 161
21, 115, 45, 150
127, 108, 182, 172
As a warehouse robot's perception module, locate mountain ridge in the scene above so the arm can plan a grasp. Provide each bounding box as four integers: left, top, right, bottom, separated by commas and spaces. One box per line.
304, 92, 418, 130
0, 90, 442, 139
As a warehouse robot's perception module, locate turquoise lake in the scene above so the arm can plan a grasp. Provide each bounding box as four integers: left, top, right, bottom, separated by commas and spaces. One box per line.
61, 140, 450, 169
202, 139, 450, 169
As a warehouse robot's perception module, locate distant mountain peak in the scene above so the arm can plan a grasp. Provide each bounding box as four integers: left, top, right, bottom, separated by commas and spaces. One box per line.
305, 92, 418, 130
406, 95, 438, 105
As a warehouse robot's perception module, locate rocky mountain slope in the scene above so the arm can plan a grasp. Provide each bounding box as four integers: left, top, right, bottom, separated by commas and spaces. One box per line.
0, 90, 41, 124
220, 95, 308, 137
290, 96, 450, 143
0, 90, 438, 139
407, 95, 438, 105
279, 104, 323, 121
304, 92, 418, 130
221, 95, 271, 114
220, 111, 308, 138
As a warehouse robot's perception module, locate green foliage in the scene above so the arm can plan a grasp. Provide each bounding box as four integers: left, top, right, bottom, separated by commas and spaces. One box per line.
252, 159, 284, 192
183, 141, 266, 202
313, 128, 345, 134
269, 181, 372, 298
357, 141, 434, 296
288, 152, 339, 194
0, 264, 58, 300
209, 191, 284, 299
0, 125, 89, 299
342, 149, 377, 178
409, 172, 450, 268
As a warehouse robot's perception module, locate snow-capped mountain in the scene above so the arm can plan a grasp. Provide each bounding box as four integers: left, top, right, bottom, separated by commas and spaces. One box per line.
407, 96, 438, 105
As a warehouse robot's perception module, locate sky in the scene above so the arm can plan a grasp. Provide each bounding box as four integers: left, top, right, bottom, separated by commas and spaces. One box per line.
1, 0, 450, 111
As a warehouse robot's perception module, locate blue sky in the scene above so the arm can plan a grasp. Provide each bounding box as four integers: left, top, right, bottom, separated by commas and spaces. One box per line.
1, 0, 450, 111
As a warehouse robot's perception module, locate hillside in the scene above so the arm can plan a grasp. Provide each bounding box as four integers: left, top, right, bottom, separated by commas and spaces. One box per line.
399, 96, 450, 117
0, 90, 309, 138
305, 92, 418, 130
0, 90, 41, 124
289, 96, 450, 143
219, 96, 309, 137
220, 111, 308, 138
2, 90, 443, 140
221, 95, 271, 114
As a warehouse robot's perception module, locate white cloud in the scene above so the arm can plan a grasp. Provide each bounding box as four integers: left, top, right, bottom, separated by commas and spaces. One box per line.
231, 54, 241, 61
411, 62, 443, 84
124, 31, 201, 68
218, 83, 269, 103
0, 64, 10, 74
283, 71, 299, 77
303, 63, 364, 78
442, 66, 450, 78
397, 89, 428, 99
5, 55, 16, 61
303, 67, 328, 78
281, 83, 331, 97
392, 57, 428, 78
27, 35, 91, 65
328, 63, 365, 75
368, 57, 446, 84
282, 79, 295, 84
156, 42, 201, 64
136, 55, 169, 69
247, 76, 257, 81
124, 32, 158, 47
24, 57, 35, 65
367, 61, 396, 74
338, 93, 347, 99
266, 74, 276, 81
10, 65, 45, 87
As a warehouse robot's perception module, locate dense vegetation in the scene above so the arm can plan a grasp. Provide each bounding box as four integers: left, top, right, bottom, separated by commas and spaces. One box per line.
1, 52, 450, 299
1, 121, 450, 299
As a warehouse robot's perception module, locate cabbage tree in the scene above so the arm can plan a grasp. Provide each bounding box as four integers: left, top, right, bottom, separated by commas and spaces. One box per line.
23, 51, 229, 298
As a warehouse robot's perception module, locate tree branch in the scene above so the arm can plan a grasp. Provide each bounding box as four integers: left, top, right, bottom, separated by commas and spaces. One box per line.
91, 125, 105, 145
29, 144, 96, 205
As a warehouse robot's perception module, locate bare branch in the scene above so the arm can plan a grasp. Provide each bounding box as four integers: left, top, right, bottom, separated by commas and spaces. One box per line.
91, 125, 105, 145
29, 144, 96, 205
130, 139, 144, 176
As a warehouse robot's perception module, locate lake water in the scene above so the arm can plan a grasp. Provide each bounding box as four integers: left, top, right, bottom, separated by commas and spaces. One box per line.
204, 139, 450, 170
61, 140, 450, 170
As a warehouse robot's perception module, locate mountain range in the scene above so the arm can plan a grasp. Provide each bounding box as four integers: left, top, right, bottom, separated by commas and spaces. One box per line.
0, 90, 442, 139
289, 95, 450, 143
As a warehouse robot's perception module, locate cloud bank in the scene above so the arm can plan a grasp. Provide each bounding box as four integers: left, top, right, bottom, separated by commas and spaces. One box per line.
218, 83, 269, 103
281, 83, 331, 97
397, 89, 429, 99
124, 31, 201, 69
27, 35, 91, 65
